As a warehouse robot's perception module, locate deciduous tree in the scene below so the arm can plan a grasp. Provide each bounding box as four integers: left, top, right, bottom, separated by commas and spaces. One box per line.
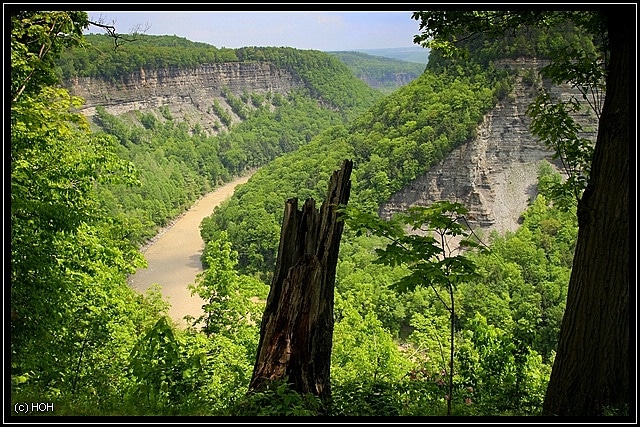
412, 9, 630, 416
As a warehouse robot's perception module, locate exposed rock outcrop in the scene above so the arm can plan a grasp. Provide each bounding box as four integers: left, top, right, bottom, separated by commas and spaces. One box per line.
379, 59, 599, 237
65, 62, 303, 134
65, 58, 599, 240
359, 72, 417, 90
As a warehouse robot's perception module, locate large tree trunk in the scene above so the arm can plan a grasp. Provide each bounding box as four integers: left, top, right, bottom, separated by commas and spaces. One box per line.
542, 10, 629, 416
248, 159, 353, 404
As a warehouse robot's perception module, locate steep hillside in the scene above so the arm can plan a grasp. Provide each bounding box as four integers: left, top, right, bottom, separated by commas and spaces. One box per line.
329, 50, 426, 93
379, 58, 598, 235
61, 35, 381, 136
58, 36, 382, 243
201, 57, 598, 276
65, 62, 304, 134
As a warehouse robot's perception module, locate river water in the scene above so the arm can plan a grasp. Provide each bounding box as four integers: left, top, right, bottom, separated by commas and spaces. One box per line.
128, 173, 254, 327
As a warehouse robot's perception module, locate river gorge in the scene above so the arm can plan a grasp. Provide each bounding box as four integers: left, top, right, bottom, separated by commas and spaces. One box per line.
127, 173, 254, 327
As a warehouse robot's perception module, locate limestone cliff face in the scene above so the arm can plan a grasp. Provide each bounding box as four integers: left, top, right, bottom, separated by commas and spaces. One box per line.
359, 72, 416, 90
66, 59, 598, 238
379, 59, 599, 237
65, 62, 303, 133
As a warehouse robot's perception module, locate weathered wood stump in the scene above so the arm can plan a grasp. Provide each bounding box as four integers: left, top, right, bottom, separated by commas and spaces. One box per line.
248, 159, 353, 403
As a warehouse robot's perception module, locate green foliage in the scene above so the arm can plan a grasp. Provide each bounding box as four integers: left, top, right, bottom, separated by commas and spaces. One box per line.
330, 292, 415, 416
227, 378, 323, 416
413, 11, 600, 68
344, 201, 483, 293
454, 163, 577, 362
181, 332, 255, 415
342, 200, 485, 415
189, 232, 239, 335
12, 39, 143, 396
211, 98, 232, 128
56, 33, 239, 80
10, 11, 187, 416
336, 234, 412, 334
92, 106, 209, 239
188, 231, 269, 344
222, 87, 250, 120
332, 292, 413, 385
330, 380, 406, 416
329, 50, 426, 93
234, 46, 382, 119
406, 308, 451, 372
11, 11, 89, 101
456, 314, 551, 414
12, 10, 592, 417
128, 316, 183, 411
127, 317, 260, 415
527, 94, 594, 205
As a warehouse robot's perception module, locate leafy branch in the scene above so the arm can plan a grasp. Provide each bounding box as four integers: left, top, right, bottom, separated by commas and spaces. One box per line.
342, 200, 485, 415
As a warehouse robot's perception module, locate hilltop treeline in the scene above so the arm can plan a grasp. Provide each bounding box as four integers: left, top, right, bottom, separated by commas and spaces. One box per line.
58, 34, 380, 118
57, 34, 239, 78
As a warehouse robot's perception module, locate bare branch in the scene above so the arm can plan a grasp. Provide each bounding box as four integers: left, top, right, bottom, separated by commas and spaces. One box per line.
87, 15, 150, 51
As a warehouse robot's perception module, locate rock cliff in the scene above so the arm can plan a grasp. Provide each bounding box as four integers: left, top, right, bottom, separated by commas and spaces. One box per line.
66, 58, 598, 239
358, 72, 417, 91
378, 58, 599, 237
65, 62, 303, 134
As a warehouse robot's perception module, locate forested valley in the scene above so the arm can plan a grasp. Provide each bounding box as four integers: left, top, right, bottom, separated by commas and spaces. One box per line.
10, 10, 629, 418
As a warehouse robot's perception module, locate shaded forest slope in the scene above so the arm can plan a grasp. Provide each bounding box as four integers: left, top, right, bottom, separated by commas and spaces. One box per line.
58, 36, 386, 243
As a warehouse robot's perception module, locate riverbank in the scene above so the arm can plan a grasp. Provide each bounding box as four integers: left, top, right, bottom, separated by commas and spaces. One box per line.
128, 170, 256, 327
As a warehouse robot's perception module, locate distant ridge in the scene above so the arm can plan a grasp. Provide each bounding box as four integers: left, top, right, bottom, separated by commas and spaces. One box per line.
334, 46, 430, 64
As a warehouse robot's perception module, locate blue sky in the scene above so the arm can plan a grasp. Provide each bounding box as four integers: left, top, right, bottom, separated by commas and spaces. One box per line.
85, 10, 426, 51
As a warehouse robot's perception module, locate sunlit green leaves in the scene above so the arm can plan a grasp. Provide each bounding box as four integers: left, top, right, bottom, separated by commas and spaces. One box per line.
10, 12, 168, 411
527, 92, 594, 202
344, 200, 481, 294
332, 292, 412, 385
226, 377, 323, 416
128, 316, 182, 410
456, 313, 551, 413
11, 11, 89, 101
341, 205, 405, 240
189, 231, 268, 342
403, 202, 469, 234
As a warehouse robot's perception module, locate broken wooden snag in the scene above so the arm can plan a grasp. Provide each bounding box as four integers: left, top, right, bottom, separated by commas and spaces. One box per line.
248, 159, 353, 402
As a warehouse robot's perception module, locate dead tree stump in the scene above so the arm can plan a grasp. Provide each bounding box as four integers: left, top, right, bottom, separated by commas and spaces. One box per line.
248, 159, 353, 403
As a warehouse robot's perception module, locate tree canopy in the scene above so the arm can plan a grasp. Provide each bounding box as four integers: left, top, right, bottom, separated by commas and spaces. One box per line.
411, 9, 629, 416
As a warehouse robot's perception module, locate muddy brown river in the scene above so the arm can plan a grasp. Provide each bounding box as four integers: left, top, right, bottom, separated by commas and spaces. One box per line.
128, 173, 254, 327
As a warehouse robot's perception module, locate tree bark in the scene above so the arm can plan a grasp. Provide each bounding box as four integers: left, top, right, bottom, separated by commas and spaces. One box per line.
542, 10, 629, 416
248, 159, 353, 403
